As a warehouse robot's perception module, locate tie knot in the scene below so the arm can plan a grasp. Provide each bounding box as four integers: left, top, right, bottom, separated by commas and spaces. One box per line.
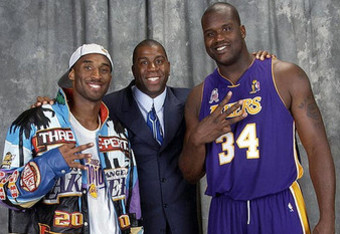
149, 106, 157, 120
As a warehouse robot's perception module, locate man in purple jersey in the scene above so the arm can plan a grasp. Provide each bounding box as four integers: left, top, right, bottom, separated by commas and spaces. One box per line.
179, 2, 335, 234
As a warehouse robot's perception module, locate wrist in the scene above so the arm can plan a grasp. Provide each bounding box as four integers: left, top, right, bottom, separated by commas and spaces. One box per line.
189, 132, 205, 148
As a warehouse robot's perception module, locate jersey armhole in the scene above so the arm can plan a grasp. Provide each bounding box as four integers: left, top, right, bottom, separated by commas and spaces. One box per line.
198, 82, 205, 120
271, 59, 289, 108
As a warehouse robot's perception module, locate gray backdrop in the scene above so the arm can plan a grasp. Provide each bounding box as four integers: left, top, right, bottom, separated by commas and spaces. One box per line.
0, 0, 339, 233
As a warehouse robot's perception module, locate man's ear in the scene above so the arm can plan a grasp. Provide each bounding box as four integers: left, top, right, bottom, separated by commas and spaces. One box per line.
68, 68, 75, 81
240, 25, 246, 39
131, 65, 136, 80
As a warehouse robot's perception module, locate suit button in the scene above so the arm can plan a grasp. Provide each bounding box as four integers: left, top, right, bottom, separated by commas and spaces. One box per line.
163, 203, 168, 208
161, 178, 167, 183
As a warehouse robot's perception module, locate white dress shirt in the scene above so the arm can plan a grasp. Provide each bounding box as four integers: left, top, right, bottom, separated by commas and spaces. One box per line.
132, 85, 166, 135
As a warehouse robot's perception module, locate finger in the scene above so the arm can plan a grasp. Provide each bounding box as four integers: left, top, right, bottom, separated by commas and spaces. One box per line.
261, 52, 266, 60
251, 51, 257, 58
36, 96, 46, 106
211, 91, 232, 117
265, 53, 275, 58
59, 143, 76, 151
62, 142, 93, 155
224, 111, 248, 126
36, 96, 44, 102
72, 152, 92, 161
41, 96, 55, 105
69, 161, 88, 170
215, 100, 242, 123
259, 51, 269, 60
73, 143, 94, 154
59, 143, 77, 158
31, 102, 42, 109
35, 96, 54, 106
219, 91, 233, 106
215, 93, 243, 123
222, 100, 243, 118
256, 51, 263, 59
60, 143, 93, 159
41, 96, 54, 105
65, 152, 91, 169
32, 102, 42, 107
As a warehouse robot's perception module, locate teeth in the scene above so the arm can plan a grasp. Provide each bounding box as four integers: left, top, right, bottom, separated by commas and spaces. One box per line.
89, 84, 101, 89
148, 77, 159, 81
216, 46, 226, 51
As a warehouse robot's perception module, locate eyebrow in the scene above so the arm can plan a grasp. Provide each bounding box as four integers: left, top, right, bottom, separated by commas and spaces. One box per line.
155, 55, 166, 59
82, 60, 110, 67
204, 23, 233, 32
137, 55, 166, 61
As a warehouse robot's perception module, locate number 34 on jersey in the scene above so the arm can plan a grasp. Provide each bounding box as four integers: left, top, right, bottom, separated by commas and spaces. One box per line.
211, 97, 262, 165
216, 123, 260, 165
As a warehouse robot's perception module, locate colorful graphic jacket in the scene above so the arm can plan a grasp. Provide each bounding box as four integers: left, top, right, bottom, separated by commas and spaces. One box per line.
0, 88, 142, 234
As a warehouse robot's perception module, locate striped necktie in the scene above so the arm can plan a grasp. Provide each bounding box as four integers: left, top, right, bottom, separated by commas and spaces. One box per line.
146, 105, 163, 145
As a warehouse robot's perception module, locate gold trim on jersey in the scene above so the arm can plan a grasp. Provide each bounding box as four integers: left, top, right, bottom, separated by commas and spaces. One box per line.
217, 57, 256, 87
271, 59, 288, 107
289, 181, 311, 234
293, 122, 304, 180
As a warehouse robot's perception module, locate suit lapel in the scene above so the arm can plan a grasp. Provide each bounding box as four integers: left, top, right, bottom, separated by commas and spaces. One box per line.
161, 87, 184, 151
117, 83, 184, 149
119, 82, 160, 148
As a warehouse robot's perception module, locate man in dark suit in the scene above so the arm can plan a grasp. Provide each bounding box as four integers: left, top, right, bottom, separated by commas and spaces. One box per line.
103, 39, 199, 234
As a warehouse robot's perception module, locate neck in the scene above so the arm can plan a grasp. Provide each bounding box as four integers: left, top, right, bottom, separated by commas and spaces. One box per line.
218, 52, 254, 84
69, 100, 101, 131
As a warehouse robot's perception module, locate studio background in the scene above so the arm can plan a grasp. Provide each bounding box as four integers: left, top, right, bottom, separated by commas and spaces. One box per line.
0, 0, 339, 233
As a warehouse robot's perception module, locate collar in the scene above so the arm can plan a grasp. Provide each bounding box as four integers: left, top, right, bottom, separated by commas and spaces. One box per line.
58, 88, 109, 125
132, 86, 167, 112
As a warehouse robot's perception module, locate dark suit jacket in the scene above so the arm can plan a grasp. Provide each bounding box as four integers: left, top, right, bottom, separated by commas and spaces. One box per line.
103, 81, 199, 234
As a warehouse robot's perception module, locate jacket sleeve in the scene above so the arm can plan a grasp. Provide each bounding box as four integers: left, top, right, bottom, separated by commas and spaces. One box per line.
0, 123, 70, 210
126, 147, 142, 226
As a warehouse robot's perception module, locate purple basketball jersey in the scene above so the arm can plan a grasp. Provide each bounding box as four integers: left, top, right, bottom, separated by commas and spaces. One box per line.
199, 58, 303, 200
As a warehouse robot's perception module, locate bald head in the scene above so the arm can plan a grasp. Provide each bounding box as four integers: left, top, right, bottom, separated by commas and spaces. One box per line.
200, 2, 249, 68
201, 2, 241, 26
132, 39, 168, 64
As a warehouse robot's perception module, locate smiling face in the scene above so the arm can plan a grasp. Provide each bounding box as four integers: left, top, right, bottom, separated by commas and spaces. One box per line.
201, 6, 246, 66
69, 53, 112, 103
132, 43, 170, 98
